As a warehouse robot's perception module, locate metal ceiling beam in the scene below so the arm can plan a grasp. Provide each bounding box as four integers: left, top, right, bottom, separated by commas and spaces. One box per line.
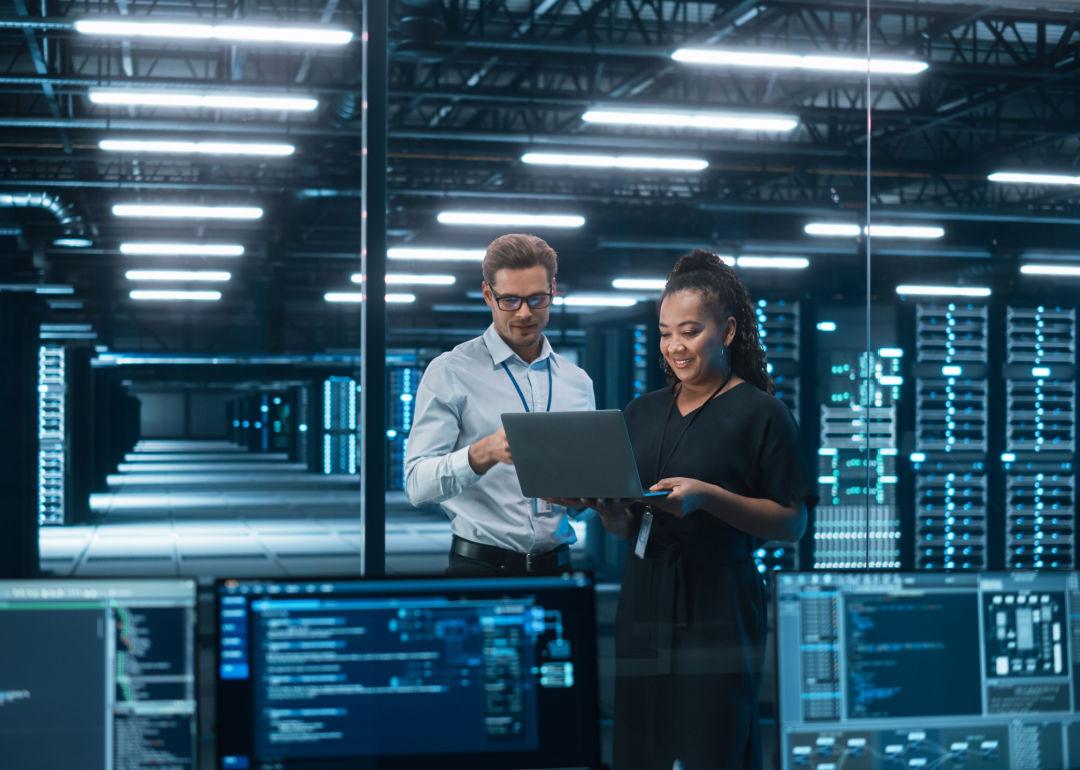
12, 0, 72, 154
0, 73, 354, 93
391, 129, 851, 157
0, 16, 73, 30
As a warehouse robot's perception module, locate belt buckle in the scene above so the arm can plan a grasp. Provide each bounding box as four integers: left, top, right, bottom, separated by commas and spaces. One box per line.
525, 552, 539, 573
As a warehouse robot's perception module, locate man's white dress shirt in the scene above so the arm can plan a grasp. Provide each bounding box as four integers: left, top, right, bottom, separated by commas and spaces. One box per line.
404, 324, 596, 553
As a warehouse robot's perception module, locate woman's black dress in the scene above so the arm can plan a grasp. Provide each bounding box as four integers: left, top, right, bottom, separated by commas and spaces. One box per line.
613, 382, 816, 770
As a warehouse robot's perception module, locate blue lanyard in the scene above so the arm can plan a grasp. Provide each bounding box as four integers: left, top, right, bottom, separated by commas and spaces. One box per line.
501, 359, 553, 413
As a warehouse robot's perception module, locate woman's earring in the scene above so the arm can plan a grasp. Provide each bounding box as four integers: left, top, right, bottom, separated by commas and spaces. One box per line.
719, 344, 732, 377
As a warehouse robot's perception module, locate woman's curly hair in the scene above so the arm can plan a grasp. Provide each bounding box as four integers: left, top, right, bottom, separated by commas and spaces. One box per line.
659, 249, 775, 395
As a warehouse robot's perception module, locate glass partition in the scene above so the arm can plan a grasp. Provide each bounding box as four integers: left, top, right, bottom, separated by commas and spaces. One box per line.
866, 1, 1076, 574
28, 2, 369, 579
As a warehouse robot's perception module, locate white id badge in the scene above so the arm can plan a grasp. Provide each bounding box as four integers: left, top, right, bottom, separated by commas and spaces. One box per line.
534, 498, 554, 516
634, 510, 653, 559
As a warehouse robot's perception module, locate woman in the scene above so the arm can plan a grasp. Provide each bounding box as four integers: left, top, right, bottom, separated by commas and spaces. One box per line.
599, 250, 815, 770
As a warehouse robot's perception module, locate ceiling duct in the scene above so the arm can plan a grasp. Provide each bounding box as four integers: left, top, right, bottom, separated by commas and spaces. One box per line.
393, 0, 446, 64
0, 191, 86, 239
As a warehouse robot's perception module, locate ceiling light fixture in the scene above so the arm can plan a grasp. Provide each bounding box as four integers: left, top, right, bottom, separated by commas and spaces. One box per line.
52, 237, 93, 248
554, 295, 638, 308
130, 289, 222, 301
437, 211, 585, 228
1020, 264, 1080, 277
387, 247, 485, 261
324, 292, 417, 304
868, 224, 945, 239
804, 223, 861, 237
521, 152, 708, 171
582, 107, 798, 132
351, 273, 456, 286
89, 89, 318, 112
736, 256, 809, 269
75, 19, 353, 46
125, 270, 231, 282
112, 204, 263, 220
612, 278, 667, 290
120, 242, 245, 257
671, 48, 927, 75
988, 171, 1080, 186
895, 285, 991, 297
100, 139, 295, 157
805, 222, 945, 239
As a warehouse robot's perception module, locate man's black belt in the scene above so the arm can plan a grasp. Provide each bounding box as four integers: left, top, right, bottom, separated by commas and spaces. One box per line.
451, 535, 571, 574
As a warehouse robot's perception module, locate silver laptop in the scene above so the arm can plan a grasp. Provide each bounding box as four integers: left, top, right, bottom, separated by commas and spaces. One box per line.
502, 410, 669, 500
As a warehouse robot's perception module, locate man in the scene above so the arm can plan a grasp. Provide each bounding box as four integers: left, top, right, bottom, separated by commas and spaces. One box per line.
404, 233, 595, 575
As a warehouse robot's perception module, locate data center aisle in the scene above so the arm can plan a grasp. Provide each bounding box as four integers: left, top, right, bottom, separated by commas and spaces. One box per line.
39, 440, 455, 577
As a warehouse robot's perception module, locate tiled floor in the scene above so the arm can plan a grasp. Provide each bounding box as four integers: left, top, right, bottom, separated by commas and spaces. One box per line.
39, 440, 438, 576
40, 439, 585, 578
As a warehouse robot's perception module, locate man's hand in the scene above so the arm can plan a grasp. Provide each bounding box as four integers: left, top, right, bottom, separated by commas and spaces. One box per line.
467, 428, 513, 474
587, 498, 635, 539
648, 477, 712, 518
542, 497, 589, 512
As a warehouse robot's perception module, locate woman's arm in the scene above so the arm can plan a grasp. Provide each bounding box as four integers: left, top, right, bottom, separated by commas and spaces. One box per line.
648, 477, 807, 542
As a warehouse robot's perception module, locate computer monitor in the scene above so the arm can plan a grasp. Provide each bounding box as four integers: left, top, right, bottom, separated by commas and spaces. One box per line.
775, 571, 1080, 770
0, 579, 198, 770
216, 573, 600, 770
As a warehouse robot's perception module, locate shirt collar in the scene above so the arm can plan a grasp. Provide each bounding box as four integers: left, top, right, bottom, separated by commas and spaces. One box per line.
482, 324, 554, 369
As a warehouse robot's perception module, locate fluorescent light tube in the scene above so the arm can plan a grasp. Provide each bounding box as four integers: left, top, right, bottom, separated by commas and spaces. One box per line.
125, 270, 231, 282
1020, 264, 1080, 277
325, 292, 363, 303
612, 278, 667, 290
52, 237, 93, 247
130, 289, 221, 301
816, 321, 837, 332
736, 256, 809, 269
120, 242, 245, 257
75, 19, 353, 45
387, 247, 485, 261
89, 89, 318, 112
805, 222, 945, 239
582, 108, 797, 132
868, 224, 944, 239
113, 204, 263, 220
895, 285, 991, 297
521, 152, 708, 171
437, 211, 585, 228
100, 139, 294, 156
988, 171, 1080, 186
554, 295, 638, 308
350, 273, 456, 286
324, 292, 417, 304
805, 222, 861, 237
671, 48, 927, 75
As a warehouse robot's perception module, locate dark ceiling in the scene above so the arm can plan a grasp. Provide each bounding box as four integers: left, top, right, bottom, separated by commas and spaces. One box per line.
2, 0, 1079, 353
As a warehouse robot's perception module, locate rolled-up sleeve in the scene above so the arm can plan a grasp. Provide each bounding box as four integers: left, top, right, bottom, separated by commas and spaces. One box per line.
404, 360, 483, 507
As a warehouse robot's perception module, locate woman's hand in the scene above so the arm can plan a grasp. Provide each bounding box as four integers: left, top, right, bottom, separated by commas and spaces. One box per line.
648, 477, 714, 518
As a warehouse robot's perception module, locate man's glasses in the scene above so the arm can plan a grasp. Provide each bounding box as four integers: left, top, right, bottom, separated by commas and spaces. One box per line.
489, 287, 554, 311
